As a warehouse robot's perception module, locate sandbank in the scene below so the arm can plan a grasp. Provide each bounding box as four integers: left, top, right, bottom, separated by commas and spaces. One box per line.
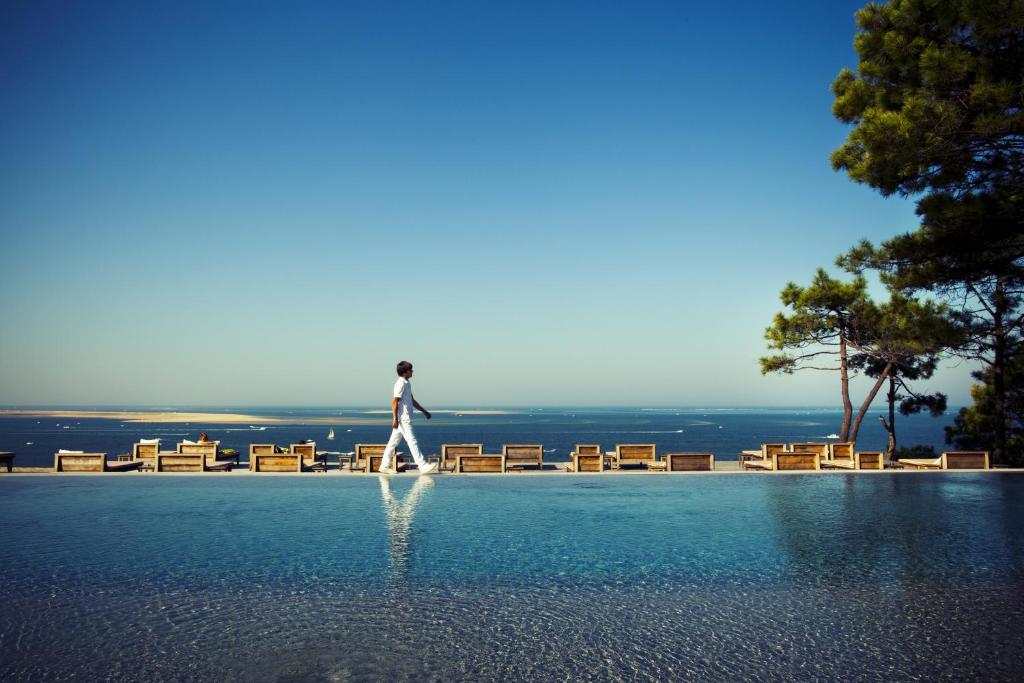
0, 410, 384, 426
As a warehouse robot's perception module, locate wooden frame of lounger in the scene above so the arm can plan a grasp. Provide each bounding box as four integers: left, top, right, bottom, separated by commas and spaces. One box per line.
249, 443, 299, 472
568, 444, 604, 472
745, 451, 821, 471
740, 443, 787, 466
503, 444, 543, 471
943, 451, 990, 469
790, 443, 830, 461
54, 452, 143, 472
900, 451, 990, 470
664, 452, 715, 472
156, 451, 231, 472
132, 442, 160, 469
293, 443, 326, 472
456, 452, 505, 473
438, 444, 483, 472
830, 442, 855, 460
612, 444, 657, 469
354, 444, 388, 473
176, 441, 237, 467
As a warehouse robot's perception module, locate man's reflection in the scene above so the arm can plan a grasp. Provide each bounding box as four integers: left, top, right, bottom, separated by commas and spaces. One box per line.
379, 475, 434, 583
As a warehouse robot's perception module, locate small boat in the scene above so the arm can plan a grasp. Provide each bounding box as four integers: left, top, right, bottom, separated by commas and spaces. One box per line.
327, 428, 335, 441
827, 433, 840, 439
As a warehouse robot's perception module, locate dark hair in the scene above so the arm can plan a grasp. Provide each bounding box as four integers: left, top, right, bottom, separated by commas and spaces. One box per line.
396, 360, 413, 376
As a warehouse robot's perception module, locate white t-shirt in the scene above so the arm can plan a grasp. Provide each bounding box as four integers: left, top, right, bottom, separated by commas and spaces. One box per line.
393, 378, 414, 421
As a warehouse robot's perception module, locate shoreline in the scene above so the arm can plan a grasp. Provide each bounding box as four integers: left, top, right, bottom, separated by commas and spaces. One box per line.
0, 409, 514, 424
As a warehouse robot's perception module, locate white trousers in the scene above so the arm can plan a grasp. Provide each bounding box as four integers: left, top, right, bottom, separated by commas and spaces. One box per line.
381, 418, 426, 468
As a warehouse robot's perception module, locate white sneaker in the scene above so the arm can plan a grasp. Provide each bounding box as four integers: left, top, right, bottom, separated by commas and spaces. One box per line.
378, 465, 397, 475
418, 462, 438, 475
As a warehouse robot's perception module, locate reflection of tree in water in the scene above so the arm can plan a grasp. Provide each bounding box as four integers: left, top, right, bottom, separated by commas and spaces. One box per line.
763, 475, 958, 590
379, 475, 434, 585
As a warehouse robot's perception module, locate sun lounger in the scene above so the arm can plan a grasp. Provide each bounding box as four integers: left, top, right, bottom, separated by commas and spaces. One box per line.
502, 444, 543, 471
741, 443, 787, 466
664, 452, 715, 471
177, 441, 237, 467
353, 444, 389, 473
54, 451, 143, 472
611, 444, 657, 470
249, 443, 300, 472
857, 451, 884, 470
830, 442, 855, 460
435, 444, 483, 472
790, 443, 830, 461
293, 443, 327, 472
132, 442, 160, 470
156, 450, 231, 472
744, 451, 821, 471
942, 451, 990, 469
900, 451, 990, 470
567, 444, 604, 472
455, 452, 505, 473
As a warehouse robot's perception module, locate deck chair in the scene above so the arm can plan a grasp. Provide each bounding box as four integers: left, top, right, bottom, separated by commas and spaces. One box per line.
503, 444, 543, 471
567, 444, 604, 472
612, 444, 657, 469
790, 443, 830, 461
435, 444, 483, 472
54, 451, 143, 472
742, 443, 787, 470
943, 451, 990, 469
132, 441, 161, 470
292, 442, 326, 472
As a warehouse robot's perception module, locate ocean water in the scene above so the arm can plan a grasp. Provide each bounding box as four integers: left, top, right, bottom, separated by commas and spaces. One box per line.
1, 474, 1022, 681
0, 406, 956, 468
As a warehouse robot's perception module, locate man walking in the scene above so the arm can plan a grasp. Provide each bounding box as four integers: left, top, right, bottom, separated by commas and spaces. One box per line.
379, 361, 438, 475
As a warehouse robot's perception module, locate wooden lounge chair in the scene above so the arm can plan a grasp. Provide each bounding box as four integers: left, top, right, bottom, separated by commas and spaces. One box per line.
857, 451, 884, 470
455, 451, 505, 473
567, 444, 604, 472
132, 442, 160, 471
664, 452, 715, 471
943, 451, 990, 469
435, 444, 483, 472
503, 444, 543, 471
611, 444, 657, 470
744, 451, 822, 471
741, 443, 787, 466
900, 451, 990, 470
177, 441, 237, 467
775, 451, 821, 470
830, 442, 855, 460
353, 444, 388, 473
54, 451, 143, 472
790, 443, 830, 461
156, 450, 231, 472
293, 443, 327, 472
249, 444, 300, 472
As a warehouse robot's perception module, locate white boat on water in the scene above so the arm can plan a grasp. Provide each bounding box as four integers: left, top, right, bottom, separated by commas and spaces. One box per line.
327, 428, 335, 440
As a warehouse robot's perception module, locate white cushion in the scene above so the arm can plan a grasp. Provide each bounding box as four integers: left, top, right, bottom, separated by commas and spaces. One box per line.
57, 449, 84, 454
180, 439, 197, 445
138, 438, 160, 445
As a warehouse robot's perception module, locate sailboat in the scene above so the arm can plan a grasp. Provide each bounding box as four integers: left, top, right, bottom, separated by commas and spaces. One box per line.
327, 428, 335, 441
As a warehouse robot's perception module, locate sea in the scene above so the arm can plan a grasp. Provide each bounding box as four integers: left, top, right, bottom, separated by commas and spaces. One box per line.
0, 406, 957, 468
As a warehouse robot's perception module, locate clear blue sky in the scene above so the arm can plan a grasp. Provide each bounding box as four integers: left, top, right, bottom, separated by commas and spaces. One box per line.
0, 0, 975, 407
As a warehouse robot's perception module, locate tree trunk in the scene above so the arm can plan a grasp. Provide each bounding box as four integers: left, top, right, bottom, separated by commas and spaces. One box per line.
992, 276, 1008, 465
878, 375, 897, 460
849, 362, 893, 444
838, 329, 853, 441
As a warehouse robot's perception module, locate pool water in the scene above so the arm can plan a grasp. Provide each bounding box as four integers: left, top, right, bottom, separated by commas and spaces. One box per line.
1, 474, 1023, 680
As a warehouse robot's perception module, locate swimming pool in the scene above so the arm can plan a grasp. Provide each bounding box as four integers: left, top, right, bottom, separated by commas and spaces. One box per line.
1, 474, 1022, 680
